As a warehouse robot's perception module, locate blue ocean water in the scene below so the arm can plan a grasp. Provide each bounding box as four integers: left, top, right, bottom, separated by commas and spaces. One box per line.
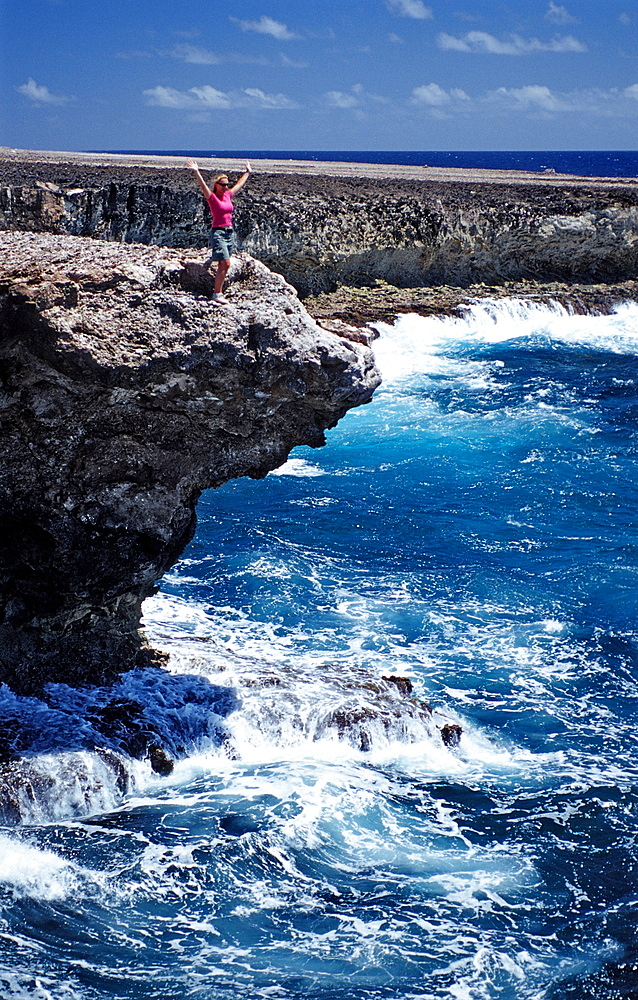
102, 149, 638, 178
2, 299, 638, 999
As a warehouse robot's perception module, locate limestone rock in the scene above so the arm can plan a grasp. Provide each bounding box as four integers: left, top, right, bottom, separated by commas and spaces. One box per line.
2, 156, 638, 301
0, 232, 380, 692
0, 153, 638, 298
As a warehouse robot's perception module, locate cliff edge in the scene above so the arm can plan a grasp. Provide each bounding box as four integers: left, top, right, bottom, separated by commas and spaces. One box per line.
0, 231, 380, 693
2, 151, 638, 303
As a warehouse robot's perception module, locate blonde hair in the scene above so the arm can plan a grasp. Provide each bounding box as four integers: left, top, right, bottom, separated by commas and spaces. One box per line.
213, 173, 229, 186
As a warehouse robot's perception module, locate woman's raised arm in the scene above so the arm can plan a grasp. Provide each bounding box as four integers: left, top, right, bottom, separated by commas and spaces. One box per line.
231, 161, 252, 195
187, 159, 211, 199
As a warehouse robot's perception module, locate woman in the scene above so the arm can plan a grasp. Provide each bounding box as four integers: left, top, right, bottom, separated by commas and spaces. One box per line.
187, 158, 252, 304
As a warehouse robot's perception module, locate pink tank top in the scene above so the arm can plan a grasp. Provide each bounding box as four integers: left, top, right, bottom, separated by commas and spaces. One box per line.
207, 190, 234, 228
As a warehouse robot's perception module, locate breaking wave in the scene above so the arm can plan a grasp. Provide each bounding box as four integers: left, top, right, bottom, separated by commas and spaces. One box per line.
1, 298, 638, 999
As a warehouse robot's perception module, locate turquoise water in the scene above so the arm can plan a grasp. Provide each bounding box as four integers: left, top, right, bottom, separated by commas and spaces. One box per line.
1, 299, 638, 999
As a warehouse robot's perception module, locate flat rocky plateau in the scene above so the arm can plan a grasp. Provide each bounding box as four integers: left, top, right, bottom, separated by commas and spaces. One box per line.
2, 147, 638, 322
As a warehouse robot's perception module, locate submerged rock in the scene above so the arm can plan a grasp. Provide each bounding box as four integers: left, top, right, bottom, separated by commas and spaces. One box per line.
0, 749, 132, 825
310, 672, 458, 752
0, 232, 380, 693
440, 724, 463, 748
147, 744, 174, 776
382, 675, 414, 696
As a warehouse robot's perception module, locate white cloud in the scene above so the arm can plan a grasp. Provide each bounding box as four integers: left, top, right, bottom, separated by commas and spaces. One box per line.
387, 0, 433, 18
231, 16, 299, 40
167, 44, 268, 66
18, 78, 69, 104
143, 84, 298, 111
545, 2, 577, 25
280, 53, 309, 68
242, 88, 298, 108
189, 86, 234, 109
405, 81, 638, 122
388, 32, 404, 44
169, 44, 222, 65
412, 83, 451, 106
323, 84, 387, 110
143, 85, 230, 109
412, 83, 469, 107
491, 85, 566, 111
325, 90, 360, 108
437, 30, 586, 54
485, 85, 638, 115
619, 12, 632, 25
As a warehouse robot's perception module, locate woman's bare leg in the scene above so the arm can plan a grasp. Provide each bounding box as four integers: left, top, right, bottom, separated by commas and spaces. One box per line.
215, 259, 231, 293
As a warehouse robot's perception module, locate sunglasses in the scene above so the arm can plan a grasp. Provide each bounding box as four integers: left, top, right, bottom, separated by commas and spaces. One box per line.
216, 181, 230, 187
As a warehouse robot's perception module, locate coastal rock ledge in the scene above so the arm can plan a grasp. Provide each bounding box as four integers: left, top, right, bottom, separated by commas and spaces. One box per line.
0, 231, 380, 693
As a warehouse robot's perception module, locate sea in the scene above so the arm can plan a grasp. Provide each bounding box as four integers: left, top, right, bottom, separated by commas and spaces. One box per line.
1, 152, 638, 1000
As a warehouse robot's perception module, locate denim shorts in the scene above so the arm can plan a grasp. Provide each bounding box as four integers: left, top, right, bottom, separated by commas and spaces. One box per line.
208, 227, 234, 261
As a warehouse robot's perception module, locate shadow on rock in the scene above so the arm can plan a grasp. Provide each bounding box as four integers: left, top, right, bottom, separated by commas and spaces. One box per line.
0, 667, 240, 825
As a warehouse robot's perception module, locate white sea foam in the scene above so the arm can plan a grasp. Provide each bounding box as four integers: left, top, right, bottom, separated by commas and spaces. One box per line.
0, 751, 138, 827
0, 973, 86, 1000
372, 299, 638, 384
0, 835, 81, 900
139, 590, 558, 795
270, 457, 326, 477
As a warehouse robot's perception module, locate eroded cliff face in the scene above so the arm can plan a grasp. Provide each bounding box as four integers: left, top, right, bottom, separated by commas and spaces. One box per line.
0, 231, 380, 693
2, 158, 637, 297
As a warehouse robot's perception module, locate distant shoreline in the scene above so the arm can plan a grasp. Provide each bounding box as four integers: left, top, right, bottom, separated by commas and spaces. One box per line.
2, 146, 636, 189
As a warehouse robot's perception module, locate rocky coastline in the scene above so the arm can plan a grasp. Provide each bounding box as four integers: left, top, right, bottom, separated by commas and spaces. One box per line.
0, 148, 635, 812
2, 148, 637, 320
1, 149, 637, 690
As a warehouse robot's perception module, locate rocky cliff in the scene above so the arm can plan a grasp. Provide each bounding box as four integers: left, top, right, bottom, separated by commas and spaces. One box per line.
2, 153, 637, 299
0, 231, 379, 693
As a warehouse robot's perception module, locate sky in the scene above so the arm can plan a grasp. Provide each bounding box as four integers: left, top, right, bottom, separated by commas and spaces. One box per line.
2, 0, 638, 151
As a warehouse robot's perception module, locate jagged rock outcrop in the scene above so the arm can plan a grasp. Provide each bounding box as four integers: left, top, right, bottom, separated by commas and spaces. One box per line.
0, 231, 380, 693
2, 154, 638, 299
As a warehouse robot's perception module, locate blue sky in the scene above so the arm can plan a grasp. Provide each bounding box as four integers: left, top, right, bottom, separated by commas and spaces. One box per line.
3, 0, 638, 151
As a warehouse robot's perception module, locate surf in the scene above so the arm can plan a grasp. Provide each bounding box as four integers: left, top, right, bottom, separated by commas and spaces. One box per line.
1, 298, 637, 999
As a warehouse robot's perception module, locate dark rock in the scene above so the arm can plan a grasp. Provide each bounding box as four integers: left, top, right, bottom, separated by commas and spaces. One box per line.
316, 317, 379, 346
0, 232, 379, 693
382, 675, 413, 696
324, 706, 380, 752
95, 746, 131, 794
2, 154, 638, 302
0, 718, 24, 763
0, 748, 132, 824
440, 723, 463, 748
147, 744, 174, 776
87, 699, 156, 758
314, 675, 437, 752
305, 277, 638, 327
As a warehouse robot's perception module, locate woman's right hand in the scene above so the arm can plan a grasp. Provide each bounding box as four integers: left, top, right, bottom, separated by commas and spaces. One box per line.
187, 159, 198, 171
